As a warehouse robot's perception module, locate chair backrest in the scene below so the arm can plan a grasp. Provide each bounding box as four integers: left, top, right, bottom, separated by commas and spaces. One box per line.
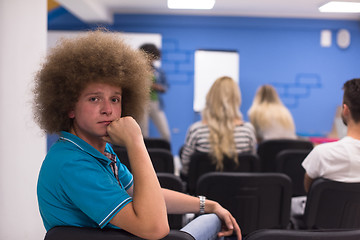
187, 151, 261, 194
144, 137, 171, 151
44, 226, 194, 240
303, 178, 360, 229
157, 173, 185, 192
276, 149, 311, 197
157, 173, 185, 229
147, 148, 174, 173
196, 172, 292, 235
257, 139, 313, 172
244, 228, 360, 240
113, 146, 174, 173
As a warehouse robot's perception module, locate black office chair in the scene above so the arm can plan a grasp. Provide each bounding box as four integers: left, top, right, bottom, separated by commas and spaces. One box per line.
257, 139, 313, 172
178, 144, 185, 159
44, 226, 194, 240
157, 173, 186, 229
157, 173, 185, 192
275, 149, 311, 197
301, 178, 360, 229
244, 228, 360, 240
196, 172, 292, 236
148, 148, 174, 173
187, 151, 260, 194
144, 137, 171, 151
113, 147, 175, 173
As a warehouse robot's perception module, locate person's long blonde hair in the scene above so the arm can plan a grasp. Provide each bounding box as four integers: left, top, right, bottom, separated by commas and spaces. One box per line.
202, 76, 242, 171
248, 84, 295, 136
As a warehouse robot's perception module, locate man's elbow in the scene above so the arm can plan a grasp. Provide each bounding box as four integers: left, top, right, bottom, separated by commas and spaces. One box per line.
140, 222, 170, 240
152, 223, 170, 239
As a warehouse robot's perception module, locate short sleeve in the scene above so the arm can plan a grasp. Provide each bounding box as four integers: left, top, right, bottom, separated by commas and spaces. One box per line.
302, 147, 321, 179
60, 158, 132, 228
180, 123, 200, 175
245, 122, 257, 153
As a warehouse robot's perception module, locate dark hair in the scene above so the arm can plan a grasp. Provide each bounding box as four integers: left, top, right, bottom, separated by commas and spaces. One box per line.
139, 43, 161, 60
343, 78, 360, 123
33, 30, 152, 133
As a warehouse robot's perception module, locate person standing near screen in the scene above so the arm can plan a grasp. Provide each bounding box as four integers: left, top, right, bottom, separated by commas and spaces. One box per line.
139, 43, 171, 142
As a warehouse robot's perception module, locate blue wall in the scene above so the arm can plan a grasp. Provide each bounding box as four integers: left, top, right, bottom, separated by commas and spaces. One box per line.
48, 9, 360, 155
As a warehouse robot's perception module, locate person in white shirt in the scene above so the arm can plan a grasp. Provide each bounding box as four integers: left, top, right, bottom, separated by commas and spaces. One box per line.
302, 78, 360, 192
291, 78, 360, 222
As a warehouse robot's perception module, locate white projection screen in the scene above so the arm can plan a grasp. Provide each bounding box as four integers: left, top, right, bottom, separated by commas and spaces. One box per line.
193, 50, 239, 112
48, 31, 161, 53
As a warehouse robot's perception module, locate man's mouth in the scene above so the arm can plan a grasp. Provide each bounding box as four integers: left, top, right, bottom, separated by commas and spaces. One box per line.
99, 121, 112, 126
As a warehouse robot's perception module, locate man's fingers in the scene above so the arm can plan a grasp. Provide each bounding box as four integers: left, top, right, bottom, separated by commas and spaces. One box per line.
218, 215, 242, 240
230, 216, 242, 240
218, 228, 233, 237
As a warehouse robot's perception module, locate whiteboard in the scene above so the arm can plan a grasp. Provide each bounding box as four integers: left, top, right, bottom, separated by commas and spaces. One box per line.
47, 31, 162, 66
193, 50, 239, 112
48, 30, 161, 49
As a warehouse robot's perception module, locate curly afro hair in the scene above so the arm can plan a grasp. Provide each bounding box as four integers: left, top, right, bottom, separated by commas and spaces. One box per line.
33, 30, 152, 133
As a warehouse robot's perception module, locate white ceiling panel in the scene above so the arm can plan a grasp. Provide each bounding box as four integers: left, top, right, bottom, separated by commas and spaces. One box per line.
55, 0, 360, 23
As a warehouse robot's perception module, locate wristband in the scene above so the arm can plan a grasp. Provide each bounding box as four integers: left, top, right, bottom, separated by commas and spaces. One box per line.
198, 195, 206, 214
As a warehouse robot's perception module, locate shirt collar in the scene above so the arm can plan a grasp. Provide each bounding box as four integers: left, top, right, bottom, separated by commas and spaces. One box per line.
59, 131, 113, 165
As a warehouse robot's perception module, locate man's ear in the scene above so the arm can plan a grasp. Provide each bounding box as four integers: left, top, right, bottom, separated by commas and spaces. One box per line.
343, 104, 350, 116
68, 110, 75, 119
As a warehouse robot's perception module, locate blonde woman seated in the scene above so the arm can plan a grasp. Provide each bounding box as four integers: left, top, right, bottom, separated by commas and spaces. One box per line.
180, 76, 257, 178
247, 84, 297, 143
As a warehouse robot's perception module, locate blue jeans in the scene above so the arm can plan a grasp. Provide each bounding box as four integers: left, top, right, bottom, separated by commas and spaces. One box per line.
180, 214, 224, 240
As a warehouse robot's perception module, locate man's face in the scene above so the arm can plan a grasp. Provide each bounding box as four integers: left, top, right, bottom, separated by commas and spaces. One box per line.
68, 82, 122, 144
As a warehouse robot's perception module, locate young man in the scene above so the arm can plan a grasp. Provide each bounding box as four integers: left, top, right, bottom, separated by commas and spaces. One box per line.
34, 30, 241, 240
291, 78, 360, 226
302, 78, 360, 192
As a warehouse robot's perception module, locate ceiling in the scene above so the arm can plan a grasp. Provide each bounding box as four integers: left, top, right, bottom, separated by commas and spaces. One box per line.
55, 0, 360, 23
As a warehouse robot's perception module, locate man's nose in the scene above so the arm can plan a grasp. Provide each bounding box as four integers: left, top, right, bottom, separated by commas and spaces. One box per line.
101, 101, 112, 115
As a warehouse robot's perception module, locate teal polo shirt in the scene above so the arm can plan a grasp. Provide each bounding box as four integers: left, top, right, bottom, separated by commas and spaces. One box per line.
37, 131, 133, 231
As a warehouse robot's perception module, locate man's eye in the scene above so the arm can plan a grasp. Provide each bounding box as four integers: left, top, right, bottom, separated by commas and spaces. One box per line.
90, 97, 98, 102
112, 98, 120, 103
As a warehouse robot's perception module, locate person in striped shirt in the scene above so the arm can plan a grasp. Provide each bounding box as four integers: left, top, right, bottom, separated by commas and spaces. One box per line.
181, 76, 257, 178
